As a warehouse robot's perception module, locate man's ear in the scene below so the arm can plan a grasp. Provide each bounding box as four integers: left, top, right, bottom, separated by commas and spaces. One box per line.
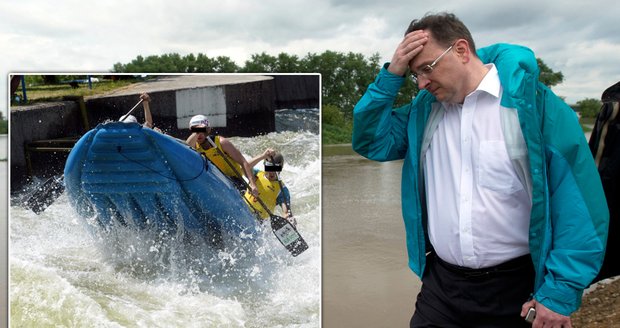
454, 39, 470, 63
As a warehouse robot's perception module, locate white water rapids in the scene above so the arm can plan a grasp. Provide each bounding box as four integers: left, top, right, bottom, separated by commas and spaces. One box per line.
9, 110, 320, 327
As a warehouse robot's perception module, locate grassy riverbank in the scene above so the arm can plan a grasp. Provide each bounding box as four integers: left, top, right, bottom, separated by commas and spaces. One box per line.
322, 104, 352, 144
322, 123, 352, 144
12, 77, 140, 106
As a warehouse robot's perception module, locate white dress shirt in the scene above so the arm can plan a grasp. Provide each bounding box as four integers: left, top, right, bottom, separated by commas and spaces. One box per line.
424, 64, 532, 269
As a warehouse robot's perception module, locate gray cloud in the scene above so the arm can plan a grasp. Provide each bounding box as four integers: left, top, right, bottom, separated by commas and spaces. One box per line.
2, 0, 619, 117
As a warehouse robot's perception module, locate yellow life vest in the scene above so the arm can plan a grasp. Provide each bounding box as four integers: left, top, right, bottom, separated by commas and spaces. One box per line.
195, 136, 243, 178
244, 171, 282, 219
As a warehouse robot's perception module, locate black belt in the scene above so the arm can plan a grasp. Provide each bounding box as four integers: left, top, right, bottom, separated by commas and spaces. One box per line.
434, 254, 532, 278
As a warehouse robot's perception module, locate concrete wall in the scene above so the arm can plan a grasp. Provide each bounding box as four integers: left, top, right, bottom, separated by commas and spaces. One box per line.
85, 92, 179, 135
85, 79, 276, 138
223, 79, 275, 136
10, 75, 320, 192
272, 75, 320, 109
10, 101, 81, 190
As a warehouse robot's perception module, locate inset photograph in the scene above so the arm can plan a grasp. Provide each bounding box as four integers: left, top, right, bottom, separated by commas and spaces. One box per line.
9, 74, 320, 327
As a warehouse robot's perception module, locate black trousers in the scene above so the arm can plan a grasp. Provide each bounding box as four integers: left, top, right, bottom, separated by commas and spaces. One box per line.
410, 253, 535, 328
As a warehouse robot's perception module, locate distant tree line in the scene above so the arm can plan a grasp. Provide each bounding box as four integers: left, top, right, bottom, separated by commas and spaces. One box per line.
112, 51, 398, 117
112, 51, 583, 142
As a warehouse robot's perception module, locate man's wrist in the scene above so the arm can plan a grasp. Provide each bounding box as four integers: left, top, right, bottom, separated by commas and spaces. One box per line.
372, 63, 406, 96
386, 62, 407, 77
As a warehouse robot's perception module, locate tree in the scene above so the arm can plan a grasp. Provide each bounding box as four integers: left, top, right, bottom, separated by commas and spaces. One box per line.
576, 98, 602, 118
183, 53, 197, 72
241, 52, 279, 72
298, 51, 381, 118
276, 53, 301, 72
537, 58, 564, 88
113, 53, 239, 73
194, 53, 216, 72
213, 56, 239, 72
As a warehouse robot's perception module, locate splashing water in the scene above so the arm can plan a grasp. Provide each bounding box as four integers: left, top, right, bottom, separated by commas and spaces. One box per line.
10, 111, 320, 327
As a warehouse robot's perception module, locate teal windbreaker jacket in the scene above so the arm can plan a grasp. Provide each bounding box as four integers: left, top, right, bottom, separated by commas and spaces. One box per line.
352, 43, 609, 315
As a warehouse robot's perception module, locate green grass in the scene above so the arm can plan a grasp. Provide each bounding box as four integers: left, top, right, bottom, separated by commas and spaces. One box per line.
12, 79, 138, 106
580, 117, 596, 125
322, 123, 352, 144
580, 116, 596, 133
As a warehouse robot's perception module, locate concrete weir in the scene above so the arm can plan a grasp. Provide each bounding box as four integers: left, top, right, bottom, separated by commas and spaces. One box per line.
10, 74, 319, 191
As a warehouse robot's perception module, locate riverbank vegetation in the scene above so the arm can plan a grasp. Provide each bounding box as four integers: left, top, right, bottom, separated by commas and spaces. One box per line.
112, 51, 601, 144
10, 52, 601, 144
111, 51, 415, 144
11, 76, 138, 105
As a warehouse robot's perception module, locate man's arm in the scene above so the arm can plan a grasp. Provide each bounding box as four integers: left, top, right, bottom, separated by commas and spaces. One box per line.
479, 43, 608, 323
186, 133, 198, 148
533, 85, 609, 317
219, 136, 258, 195
352, 31, 428, 162
277, 185, 294, 224
352, 67, 413, 162
140, 93, 153, 128
247, 148, 275, 169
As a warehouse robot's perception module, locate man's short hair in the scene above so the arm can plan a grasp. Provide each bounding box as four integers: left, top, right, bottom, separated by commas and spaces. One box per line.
405, 12, 477, 57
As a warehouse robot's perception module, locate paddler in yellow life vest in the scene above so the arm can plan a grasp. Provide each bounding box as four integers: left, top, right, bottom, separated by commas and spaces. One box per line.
244, 149, 296, 226
186, 114, 258, 196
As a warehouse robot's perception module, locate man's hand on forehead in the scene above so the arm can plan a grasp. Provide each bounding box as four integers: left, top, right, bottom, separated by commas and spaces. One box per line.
388, 30, 429, 77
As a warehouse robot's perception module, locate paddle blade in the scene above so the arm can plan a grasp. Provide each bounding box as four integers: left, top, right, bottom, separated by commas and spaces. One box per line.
25, 176, 65, 214
271, 215, 309, 256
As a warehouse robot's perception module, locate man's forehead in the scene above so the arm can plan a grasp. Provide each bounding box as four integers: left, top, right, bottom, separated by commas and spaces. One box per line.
409, 38, 442, 68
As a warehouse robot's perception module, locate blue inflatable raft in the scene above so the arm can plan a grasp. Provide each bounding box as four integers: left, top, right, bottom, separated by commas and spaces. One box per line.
63, 122, 260, 244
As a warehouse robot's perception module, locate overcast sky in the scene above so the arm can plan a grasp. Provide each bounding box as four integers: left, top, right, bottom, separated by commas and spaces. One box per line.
2, 0, 619, 117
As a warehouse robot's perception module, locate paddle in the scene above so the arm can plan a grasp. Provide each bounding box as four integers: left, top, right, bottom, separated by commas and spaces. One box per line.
25, 99, 144, 214
205, 136, 309, 256
25, 175, 65, 214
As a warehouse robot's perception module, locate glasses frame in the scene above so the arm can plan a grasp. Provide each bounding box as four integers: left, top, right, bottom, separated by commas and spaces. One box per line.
411, 44, 454, 84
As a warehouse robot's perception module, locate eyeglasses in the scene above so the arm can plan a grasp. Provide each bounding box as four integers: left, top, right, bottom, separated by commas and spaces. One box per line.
264, 160, 283, 172
411, 44, 454, 84
190, 126, 208, 133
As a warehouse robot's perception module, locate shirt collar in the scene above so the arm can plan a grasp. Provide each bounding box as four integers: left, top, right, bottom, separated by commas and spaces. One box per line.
471, 63, 501, 98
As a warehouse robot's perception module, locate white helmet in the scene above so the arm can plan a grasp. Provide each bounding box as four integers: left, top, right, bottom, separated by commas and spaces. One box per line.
120, 114, 138, 123
189, 114, 209, 128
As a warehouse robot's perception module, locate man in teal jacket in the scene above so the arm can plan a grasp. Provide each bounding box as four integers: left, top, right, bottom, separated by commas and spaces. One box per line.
352, 12, 608, 327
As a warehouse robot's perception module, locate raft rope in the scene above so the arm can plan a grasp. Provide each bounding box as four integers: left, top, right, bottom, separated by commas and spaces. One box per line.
116, 145, 207, 182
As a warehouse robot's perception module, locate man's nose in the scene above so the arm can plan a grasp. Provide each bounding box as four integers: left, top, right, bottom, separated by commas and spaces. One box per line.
417, 75, 431, 90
